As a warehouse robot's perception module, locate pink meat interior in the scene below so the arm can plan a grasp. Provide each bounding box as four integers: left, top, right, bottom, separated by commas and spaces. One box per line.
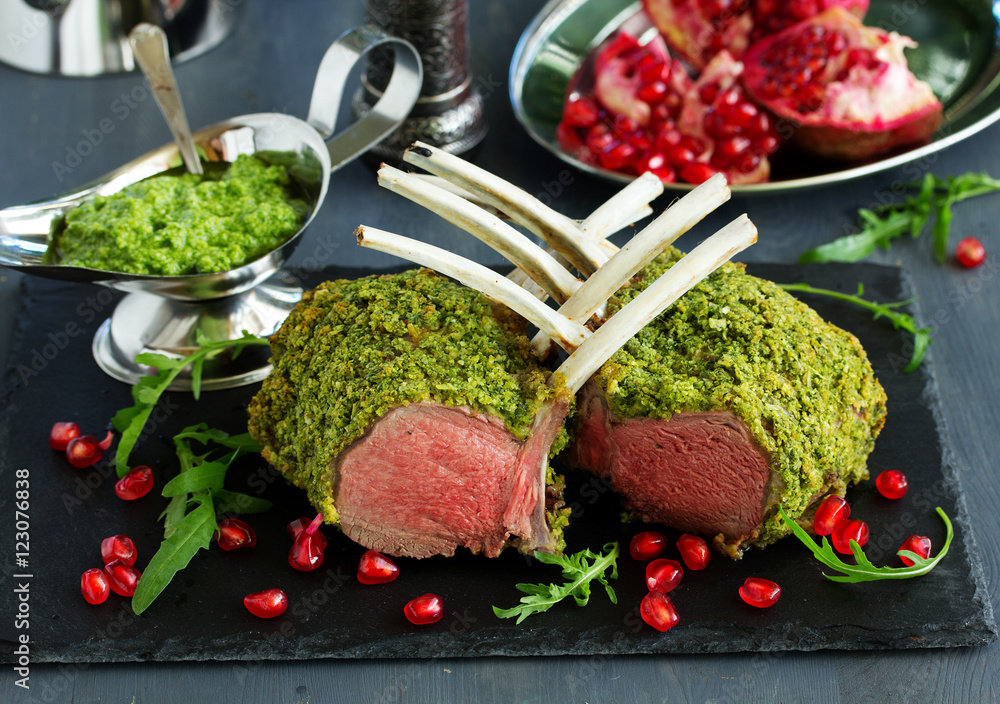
571, 386, 771, 541
334, 402, 566, 559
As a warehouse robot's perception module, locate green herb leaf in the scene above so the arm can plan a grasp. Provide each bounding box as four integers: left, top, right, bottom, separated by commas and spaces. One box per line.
778, 282, 932, 372
160, 460, 228, 497
111, 333, 269, 476
778, 506, 952, 582
132, 496, 217, 614
213, 490, 273, 515
800, 172, 1000, 264
493, 543, 619, 624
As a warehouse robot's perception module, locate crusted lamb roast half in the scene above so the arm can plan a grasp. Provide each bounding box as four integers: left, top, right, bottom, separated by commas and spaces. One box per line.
562, 248, 888, 557
248, 269, 572, 559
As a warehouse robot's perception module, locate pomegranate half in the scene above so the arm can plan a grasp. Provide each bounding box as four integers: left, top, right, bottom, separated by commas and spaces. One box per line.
741, 7, 942, 160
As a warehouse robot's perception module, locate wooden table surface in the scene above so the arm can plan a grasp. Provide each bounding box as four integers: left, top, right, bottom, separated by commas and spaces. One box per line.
1, 1, 998, 702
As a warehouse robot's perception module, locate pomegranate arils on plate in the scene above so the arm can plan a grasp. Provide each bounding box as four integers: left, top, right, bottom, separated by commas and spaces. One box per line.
813, 495, 850, 536
104, 559, 141, 597
898, 534, 932, 567
49, 421, 81, 450
677, 534, 711, 570
404, 593, 444, 625
739, 577, 781, 608
875, 469, 908, 499
357, 550, 400, 585
244, 588, 288, 619
831, 518, 869, 554
956, 236, 986, 268
115, 465, 154, 500
65, 431, 112, 469
640, 590, 680, 632
289, 513, 326, 571
81, 568, 110, 605
101, 535, 137, 566
646, 558, 684, 593
629, 531, 668, 560
216, 518, 257, 551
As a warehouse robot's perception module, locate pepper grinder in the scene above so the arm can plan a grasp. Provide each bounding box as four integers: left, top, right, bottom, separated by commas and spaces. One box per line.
355, 0, 487, 161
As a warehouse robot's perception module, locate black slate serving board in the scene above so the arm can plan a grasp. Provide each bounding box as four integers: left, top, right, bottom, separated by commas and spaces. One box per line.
0, 262, 994, 663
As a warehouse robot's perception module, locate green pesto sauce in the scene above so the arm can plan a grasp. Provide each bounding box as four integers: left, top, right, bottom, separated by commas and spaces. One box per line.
48, 154, 308, 276
595, 248, 887, 547
247, 269, 567, 531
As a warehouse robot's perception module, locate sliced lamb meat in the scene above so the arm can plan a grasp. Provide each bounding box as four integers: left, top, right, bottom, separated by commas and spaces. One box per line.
563, 247, 887, 556
334, 400, 569, 559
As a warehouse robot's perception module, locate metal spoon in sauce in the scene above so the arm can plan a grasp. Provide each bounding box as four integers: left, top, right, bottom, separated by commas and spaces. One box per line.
128, 23, 203, 176
0, 23, 422, 389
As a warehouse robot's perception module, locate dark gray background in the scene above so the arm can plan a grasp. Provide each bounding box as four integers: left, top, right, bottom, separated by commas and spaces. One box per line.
1, 0, 999, 701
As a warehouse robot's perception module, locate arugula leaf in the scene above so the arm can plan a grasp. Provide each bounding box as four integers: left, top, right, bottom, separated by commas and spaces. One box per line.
778, 282, 932, 372
778, 506, 953, 583
160, 461, 229, 497
131, 495, 217, 615
800, 172, 1000, 264
111, 332, 269, 477
493, 543, 619, 624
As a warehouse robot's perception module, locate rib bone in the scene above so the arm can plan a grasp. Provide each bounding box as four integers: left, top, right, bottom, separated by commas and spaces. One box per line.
355, 226, 590, 352
556, 215, 758, 394
403, 142, 609, 276
377, 164, 581, 304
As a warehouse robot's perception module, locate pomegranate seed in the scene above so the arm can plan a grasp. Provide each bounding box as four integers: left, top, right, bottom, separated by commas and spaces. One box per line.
812, 495, 850, 536
831, 519, 869, 555
645, 558, 683, 593
65, 432, 111, 468
585, 129, 616, 155
404, 593, 444, 625
898, 535, 932, 566
49, 421, 81, 450
555, 121, 584, 151
358, 550, 400, 585
679, 163, 718, 185
739, 577, 781, 608
956, 236, 986, 268
651, 166, 677, 183
629, 531, 667, 560
599, 142, 637, 170
725, 101, 759, 130
101, 535, 137, 566
653, 129, 682, 151
699, 81, 721, 105
637, 81, 668, 104
115, 465, 154, 500
677, 534, 710, 570
289, 513, 326, 571
640, 591, 679, 632
563, 96, 600, 128
244, 588, 288, 618
876, 469, 908, 500
104, 559, 141, 597
286, 516, 329, 549
666, 145, 697, 167
216, 518, 257, 551
81, 568, 110, 605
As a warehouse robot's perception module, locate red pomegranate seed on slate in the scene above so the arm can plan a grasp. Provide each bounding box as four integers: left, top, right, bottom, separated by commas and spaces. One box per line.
679, 163, 718, 185
831, 519, 869, 555
956, 236, 986, 268
898, 535, 932, 567
645, 559, 683, 593
286, 517, 329, 548
49, 421, 81, 450
216, 518, 257, 551
289, 513, 326, 571
813, 495, 850, 536
65, 435, 106, 468
875, 469, 908, 499
357, 550, 400, 585
101, 535, 137, 566
404, 594, 444, 625
629, 531, 668, 561
104, 559, 141, 597
115, 465, 154, 500
677, 534, 710, 570
739, 578, 781, 608
244, 588, 288, 618
81, 568, 110, 605
98, 430, 114, 451
640, 591, 679, 632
